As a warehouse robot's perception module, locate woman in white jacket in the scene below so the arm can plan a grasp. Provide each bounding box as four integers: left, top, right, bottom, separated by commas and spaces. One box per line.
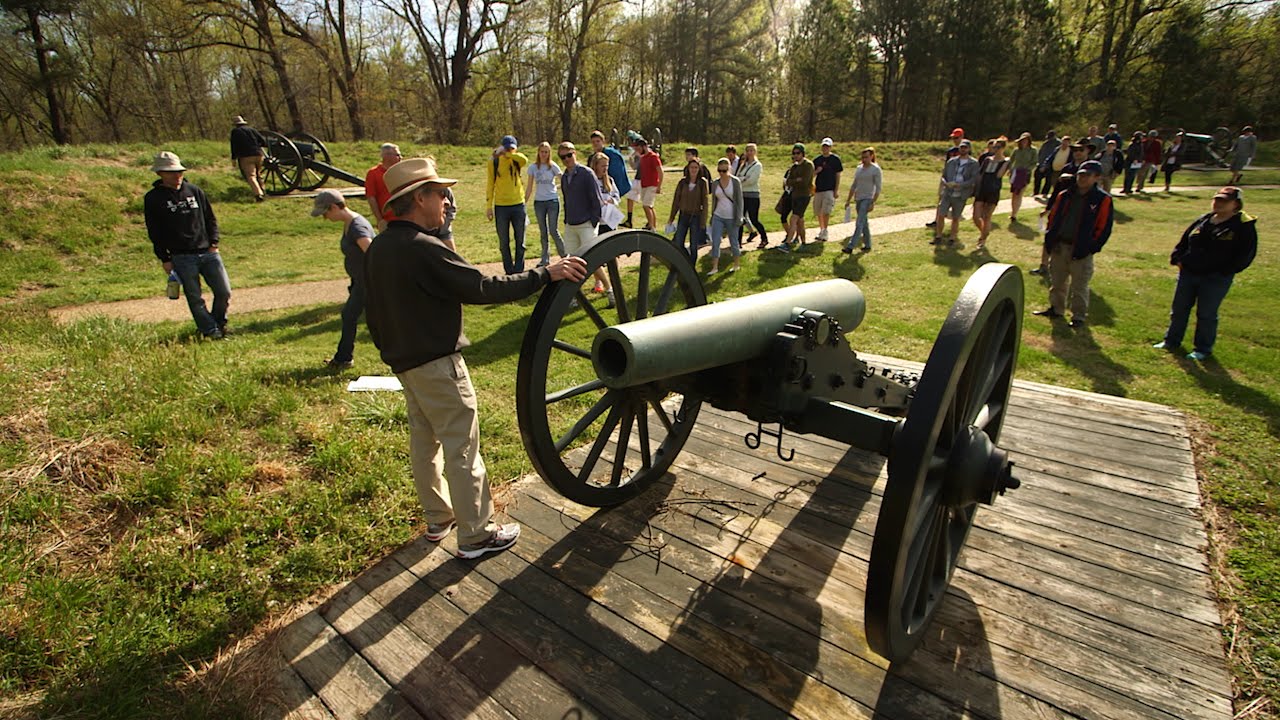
708, 157, 745, 274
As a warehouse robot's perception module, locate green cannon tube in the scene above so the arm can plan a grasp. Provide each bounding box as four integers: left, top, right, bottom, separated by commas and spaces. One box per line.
591, 279, 866, 388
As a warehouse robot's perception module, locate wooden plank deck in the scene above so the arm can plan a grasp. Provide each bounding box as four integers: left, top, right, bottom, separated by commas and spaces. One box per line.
253, 366, 1234, 719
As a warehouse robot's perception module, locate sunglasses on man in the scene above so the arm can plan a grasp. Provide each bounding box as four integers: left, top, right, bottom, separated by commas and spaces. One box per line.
559, 153, 573, 160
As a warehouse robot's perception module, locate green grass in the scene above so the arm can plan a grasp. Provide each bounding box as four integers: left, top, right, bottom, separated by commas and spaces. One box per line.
0, 140, 1278, 717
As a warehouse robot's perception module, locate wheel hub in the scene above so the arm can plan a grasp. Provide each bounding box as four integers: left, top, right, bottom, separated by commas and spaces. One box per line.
941, 425, 1020, 508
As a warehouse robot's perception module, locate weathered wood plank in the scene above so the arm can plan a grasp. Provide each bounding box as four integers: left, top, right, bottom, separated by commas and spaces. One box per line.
519, 477, 1189, 720
667, 429, 1224, 627
316, 561, 519, 717
388, 536, 699, 720
262, 663, 337, 720
274, 610, 424, 720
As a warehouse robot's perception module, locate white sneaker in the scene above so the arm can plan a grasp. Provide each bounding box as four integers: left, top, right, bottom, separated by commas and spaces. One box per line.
456, 523, 520, 559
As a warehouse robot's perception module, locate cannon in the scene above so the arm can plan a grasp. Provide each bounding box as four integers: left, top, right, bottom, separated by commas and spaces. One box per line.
515, 230, 1024, 663
258, 131, 367, 196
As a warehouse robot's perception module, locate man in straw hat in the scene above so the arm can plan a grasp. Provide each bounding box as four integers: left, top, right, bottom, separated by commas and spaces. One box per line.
363, 157, 588, 559
229, 116, 267, 201
144, 151, 233, 339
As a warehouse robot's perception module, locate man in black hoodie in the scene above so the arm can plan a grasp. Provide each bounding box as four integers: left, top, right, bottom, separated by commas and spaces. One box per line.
144, 151, 232, 339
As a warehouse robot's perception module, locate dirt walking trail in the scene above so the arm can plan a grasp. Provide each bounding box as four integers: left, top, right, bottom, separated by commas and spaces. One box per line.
51, 184, 1271, 325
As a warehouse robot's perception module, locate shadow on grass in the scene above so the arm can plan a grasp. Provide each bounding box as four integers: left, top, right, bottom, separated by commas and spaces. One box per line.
930, 241, 982, 276
832, 249, 866, 281
750, 243, 816, 285
1006, 217, 1038, 240
233, 305, 343, 337
1046, 319, 1135, 396
1186, 360, 1280, 440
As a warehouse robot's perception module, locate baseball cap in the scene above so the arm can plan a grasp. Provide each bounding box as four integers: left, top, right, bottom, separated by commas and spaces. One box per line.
1070, 142, 1086, 150
950, 128, 964, 138
958, 139, 972, 148
1214, 186, 1243, 205
792, 143, 806, 153
1077, 160, 1103, 175
311, 189, 344, 216
500, 135, 518, 150
821, 137, 834, 146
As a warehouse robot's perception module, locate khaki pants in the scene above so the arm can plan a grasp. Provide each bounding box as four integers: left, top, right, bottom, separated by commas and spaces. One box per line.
563, 222, 596, 255
237, 154, 265, 197
398, 354, 495, 545
1048, 243, 1094, 320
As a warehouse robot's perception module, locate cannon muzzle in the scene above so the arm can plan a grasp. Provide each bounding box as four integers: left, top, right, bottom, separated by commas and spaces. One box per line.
591, 279, 866, 388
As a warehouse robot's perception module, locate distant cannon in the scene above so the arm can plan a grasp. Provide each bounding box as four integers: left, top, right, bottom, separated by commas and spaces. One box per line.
1181, 126, 1234, 167
516, 230, 1025, 663
258, 131, 366, 196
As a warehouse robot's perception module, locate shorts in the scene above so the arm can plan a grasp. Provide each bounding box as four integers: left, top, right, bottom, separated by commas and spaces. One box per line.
790, 194, 811, 217
1230, 157, 1248, 172
812, 190, 836, 216
1010, 167, 1030, 193
938, 193, 967, 220
625, 185, 659, 208
974, 188, 1000, 205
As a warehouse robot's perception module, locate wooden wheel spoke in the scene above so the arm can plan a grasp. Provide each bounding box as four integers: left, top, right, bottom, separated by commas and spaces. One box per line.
577, 290, 608, 330
901, 506, 942, 624
635, 253, 651, 319
636, 407, 652, 469
578, 403, 622, 483
551, 338, 592, 360
912, 506, 949, 620
610, 406, 633, 486
654, 268, 678, 316
606, 259, 630, 324
973, 399, 1001, 432
649, 397, 675, 433
554, 391, 617, 452
546, 378, 606, 404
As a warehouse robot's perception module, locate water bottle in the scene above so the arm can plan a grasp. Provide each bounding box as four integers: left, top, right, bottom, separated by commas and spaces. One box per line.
166, 271, 181, 300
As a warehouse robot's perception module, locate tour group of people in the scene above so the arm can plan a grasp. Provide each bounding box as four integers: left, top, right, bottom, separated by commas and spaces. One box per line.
137, 115, 1260, 560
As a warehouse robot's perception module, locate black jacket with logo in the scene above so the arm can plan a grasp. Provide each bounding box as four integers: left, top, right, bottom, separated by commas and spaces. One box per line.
144, 179, 219, 262
1171, 211, 1258, 276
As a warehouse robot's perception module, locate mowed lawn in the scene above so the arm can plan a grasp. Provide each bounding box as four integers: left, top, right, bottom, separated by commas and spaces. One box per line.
0, 141, 1277, 717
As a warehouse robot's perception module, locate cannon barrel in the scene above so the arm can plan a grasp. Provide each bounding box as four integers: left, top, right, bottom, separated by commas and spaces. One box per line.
591, 279, 866, 388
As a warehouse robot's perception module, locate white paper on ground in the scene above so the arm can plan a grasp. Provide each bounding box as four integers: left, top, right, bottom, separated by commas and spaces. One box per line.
347, 376, 403, 392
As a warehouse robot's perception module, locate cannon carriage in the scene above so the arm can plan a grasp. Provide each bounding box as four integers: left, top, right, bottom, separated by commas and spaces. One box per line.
257, 130, 367, 195
514, 230, 1025, 663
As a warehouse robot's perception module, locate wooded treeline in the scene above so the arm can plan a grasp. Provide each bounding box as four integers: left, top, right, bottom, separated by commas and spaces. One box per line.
1, 0, 1276, 148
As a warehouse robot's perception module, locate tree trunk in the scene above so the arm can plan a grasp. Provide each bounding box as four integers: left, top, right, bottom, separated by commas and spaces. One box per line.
26, 6, 69, 144
251, 0, 304, 132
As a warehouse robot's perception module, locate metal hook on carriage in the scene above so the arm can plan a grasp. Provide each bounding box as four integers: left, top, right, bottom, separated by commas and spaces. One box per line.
745, 422, 795, 462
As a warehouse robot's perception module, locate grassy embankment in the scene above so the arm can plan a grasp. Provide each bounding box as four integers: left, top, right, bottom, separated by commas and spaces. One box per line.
0, 139, 1277, 717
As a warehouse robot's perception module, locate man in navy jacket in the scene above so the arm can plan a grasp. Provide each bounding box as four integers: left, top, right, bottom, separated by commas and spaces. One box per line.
1033, 160, 1113, 328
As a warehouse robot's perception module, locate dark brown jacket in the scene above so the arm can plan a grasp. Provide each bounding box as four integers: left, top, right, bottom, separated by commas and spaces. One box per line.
668, 177, 710, 225
364, 221, 550, 372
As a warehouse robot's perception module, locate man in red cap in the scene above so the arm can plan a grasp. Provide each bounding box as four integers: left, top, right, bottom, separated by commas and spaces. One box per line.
927, 128, 966, 228
363, 157, 588, 559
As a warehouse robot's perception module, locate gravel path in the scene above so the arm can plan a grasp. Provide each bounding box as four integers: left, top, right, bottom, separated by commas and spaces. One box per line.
51, 184, 1272, 325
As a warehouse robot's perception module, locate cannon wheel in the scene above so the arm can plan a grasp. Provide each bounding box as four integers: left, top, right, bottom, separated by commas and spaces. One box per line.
261, 131, 303, 196
516, 230, 706, 507
288, 131, 332, 191
866, 263, 1023, 663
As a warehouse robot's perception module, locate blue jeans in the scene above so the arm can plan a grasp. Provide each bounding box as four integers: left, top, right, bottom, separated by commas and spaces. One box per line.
846, 198, 873, 249
171, 251, 231, 336
709, 215, 741, 259
1164, 271, 1234, 355
532, 199, 565, 265
334, 276, 365, 362
672, 212, 703, 266
494, 203, 527, 273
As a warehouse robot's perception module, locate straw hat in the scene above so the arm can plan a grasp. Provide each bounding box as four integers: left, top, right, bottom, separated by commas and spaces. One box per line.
382, 158, 457, 213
